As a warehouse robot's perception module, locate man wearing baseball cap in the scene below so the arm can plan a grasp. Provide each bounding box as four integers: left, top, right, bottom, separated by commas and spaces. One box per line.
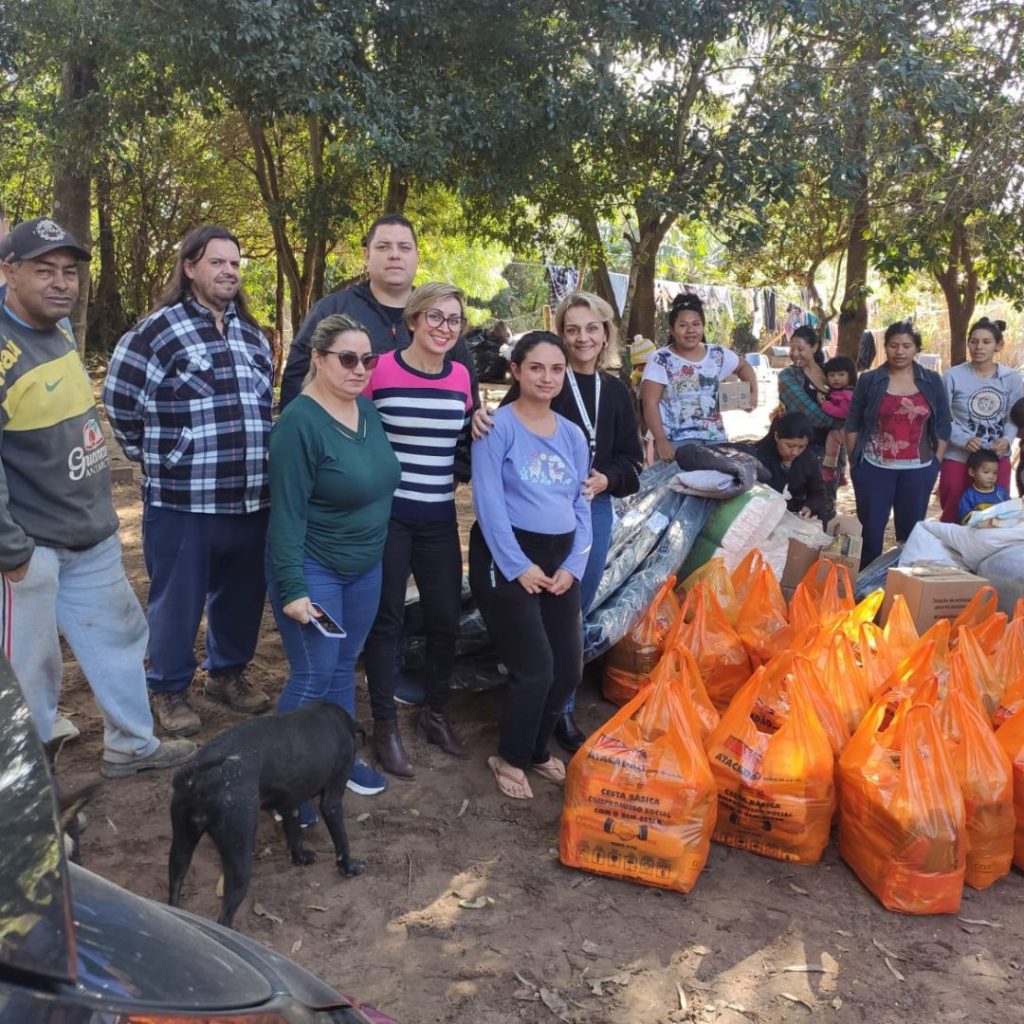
0, 217, 196, 777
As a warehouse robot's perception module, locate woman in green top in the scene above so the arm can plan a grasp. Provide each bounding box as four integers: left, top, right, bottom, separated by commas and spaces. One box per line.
267, 313, 401, 802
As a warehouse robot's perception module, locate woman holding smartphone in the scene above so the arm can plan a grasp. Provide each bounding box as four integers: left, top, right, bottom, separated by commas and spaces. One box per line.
470, 331, 592, 799
267, 313, 400, 807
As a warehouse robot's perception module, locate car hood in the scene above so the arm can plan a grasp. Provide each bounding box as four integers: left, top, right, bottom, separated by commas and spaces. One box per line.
70, 865, 275, 1009
0, 659, 75, 983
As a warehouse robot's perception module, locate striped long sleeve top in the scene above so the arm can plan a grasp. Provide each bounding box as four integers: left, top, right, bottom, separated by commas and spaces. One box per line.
363, 350, 472, 523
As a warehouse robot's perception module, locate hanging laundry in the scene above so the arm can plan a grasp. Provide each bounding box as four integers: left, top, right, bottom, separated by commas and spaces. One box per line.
545, 264, 580, 306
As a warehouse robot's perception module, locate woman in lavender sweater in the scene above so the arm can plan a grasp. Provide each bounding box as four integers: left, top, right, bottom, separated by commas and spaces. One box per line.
469, 332, 592, 800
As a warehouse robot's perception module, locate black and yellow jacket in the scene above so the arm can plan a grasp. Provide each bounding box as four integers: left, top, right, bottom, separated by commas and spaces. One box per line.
0, 305, 117, 569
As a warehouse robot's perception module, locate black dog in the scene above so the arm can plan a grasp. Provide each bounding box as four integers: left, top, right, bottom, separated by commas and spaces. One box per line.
168, 702, 363, 927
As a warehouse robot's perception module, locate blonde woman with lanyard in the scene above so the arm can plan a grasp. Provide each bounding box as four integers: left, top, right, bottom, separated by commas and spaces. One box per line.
474, 292, 642, 751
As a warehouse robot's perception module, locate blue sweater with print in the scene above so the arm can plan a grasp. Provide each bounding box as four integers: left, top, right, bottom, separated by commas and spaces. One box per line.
471, 405, 592, 581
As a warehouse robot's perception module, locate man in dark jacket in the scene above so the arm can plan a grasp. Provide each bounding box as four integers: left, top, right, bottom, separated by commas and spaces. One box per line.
279, 214, 479, 409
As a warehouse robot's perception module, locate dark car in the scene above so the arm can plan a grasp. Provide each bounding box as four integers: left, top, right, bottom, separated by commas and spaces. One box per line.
0, 654, 396, 1024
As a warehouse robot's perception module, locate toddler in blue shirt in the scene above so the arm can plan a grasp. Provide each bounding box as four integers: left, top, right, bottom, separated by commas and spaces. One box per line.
958, 448, 1011, 523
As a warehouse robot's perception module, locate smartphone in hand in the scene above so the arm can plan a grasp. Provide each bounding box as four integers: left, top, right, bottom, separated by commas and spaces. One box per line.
308, 602, 347, 638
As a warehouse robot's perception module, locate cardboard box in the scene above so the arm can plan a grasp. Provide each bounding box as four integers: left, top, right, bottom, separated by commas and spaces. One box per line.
879, 565, 990, 631
781, 535, 859, 593
719, 379, 752, 412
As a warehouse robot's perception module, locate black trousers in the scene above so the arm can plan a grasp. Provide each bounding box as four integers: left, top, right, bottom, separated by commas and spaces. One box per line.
468, 522, 582, 769
363, 516, 463, 721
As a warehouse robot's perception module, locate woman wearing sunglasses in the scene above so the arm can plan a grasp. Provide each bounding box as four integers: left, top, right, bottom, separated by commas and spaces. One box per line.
362, 283, 474, 779
267, 313, 401, 806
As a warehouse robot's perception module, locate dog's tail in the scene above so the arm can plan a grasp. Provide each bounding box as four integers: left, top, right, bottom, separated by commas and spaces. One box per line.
172, 753, 230, 791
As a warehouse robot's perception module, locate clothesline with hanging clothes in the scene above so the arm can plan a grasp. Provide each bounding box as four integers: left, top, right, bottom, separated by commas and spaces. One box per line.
541, 262, 798, 341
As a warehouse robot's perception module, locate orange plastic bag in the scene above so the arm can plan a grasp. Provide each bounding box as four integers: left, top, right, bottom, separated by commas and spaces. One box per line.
790, 655, 852, 755
839, 698, 966, 914
993, 670, 1024, 729
871, 634, 939, 702
734, 562, 790, 667
818, 631, 872, 734
994, 616, 1024, 694
643, 647, 720, 741
934, 689, 1014, 890
1015, 596, 1024, 621
994, 707, 1024, 869
729, 549, 766, 612
704, 661, 836, 863
951, 585, 1000, 635
951, 627, 1002, 717
682, 557, 738, 623
672, 588, 752, 711
966, 612, 1007, 658
857, 622, 896, 699
560, 660, 718, 893
882, 595, 920, 660
787, 558, 855, 638
604, 576, 680, 705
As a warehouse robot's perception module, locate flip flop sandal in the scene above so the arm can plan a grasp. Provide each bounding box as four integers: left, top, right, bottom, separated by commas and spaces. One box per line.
529, 756, 566, 784
488, 756, 533, 799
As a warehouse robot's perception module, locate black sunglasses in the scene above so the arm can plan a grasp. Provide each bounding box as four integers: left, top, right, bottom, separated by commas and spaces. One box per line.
323, 350, 380, 371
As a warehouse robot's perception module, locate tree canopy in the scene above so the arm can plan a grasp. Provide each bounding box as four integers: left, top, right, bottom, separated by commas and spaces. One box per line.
2, 0, 1022, 361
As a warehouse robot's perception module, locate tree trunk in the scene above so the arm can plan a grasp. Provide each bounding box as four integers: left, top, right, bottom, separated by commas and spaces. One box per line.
935, 224, 977, 367
624, 209, 675, 342
245, 119, 306, 326
384, 167, 409, 214
578, 204, 620, 327
52, 57, 97, 355
836, 185, 869, 359
87, 160, 129, 353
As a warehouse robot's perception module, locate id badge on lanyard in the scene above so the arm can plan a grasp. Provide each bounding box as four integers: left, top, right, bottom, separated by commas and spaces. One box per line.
567, 370, 600, 475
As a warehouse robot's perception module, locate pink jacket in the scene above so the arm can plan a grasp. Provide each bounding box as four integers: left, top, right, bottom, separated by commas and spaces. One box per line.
821, 387, 853, 421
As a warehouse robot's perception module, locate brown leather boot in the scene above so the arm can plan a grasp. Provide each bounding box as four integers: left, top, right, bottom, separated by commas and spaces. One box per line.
373, 719, 415, 780
418, 708, 469, 759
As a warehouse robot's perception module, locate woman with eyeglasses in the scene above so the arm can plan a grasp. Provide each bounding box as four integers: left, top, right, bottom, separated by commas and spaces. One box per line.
267, 313, 401, 805
362, 283, 474, 779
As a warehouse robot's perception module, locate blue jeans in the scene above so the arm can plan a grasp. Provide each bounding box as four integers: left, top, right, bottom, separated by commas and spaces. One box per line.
565, 493, 613, 714
852, 458, 940, 568
143, 505, 269, 692
267, 553, 382, 717
3, 534, 157, 757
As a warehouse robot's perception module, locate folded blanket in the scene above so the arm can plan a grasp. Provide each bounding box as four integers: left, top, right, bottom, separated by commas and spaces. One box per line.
675, 443, 770, 498
671, 469, 736, 497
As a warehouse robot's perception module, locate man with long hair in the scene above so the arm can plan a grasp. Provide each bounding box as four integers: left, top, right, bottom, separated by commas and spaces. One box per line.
104, 226, 274, 736
0, 217, 195, 776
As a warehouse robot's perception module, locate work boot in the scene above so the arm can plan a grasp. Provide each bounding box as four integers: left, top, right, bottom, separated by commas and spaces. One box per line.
554, 711, 586, 755
101, 738, 197, 779
153, 691, 201, 736
417, 707, 468, 759
205, 670, 271, 714
373, 718, 415, 779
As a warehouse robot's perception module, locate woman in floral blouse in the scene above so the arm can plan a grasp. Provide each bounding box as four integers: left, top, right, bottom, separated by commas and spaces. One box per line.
844, 322, 951, 568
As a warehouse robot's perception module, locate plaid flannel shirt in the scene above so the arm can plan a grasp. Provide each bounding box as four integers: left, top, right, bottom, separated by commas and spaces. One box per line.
103, 296, 273, 513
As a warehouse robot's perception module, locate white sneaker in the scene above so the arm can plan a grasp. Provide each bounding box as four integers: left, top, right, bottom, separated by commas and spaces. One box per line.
52, 716, 80, 742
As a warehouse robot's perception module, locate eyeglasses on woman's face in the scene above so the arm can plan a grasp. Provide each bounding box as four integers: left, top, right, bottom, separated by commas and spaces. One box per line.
423, 308, 466, 331
323, 350, 380, 371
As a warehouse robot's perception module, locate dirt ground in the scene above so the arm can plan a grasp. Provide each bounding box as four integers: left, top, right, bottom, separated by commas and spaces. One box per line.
54, 441, 1024, 1024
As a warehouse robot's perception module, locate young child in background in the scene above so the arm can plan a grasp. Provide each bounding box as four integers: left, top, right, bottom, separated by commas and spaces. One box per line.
958, 449, 1011, 524
818, 356, 857, 483
1010, 397, 1024, 498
